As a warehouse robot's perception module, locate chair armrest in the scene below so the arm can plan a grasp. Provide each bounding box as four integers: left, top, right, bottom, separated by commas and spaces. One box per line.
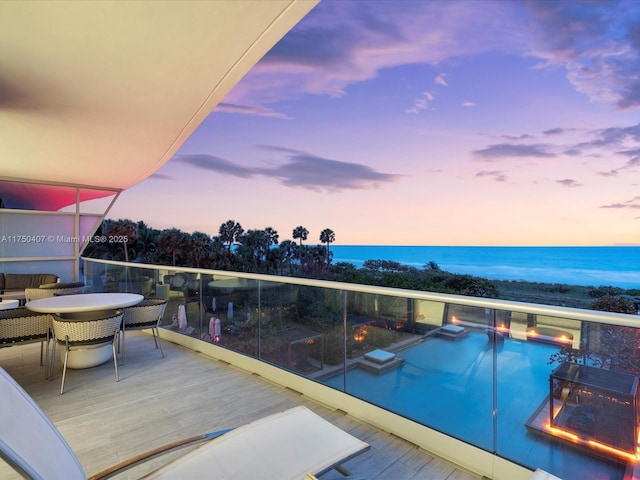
87, 429, 232, 480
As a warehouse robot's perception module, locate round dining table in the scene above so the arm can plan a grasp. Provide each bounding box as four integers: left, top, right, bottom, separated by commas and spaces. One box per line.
26, 293, 143, 369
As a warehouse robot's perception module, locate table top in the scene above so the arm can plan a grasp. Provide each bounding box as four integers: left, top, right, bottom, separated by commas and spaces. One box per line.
26, 293, 143, 313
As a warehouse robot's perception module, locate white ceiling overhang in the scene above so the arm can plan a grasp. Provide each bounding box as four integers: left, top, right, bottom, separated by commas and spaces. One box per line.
0, 0, 318, 206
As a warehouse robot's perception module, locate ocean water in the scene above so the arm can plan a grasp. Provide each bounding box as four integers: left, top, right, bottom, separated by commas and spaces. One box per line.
330, 245, 640, 289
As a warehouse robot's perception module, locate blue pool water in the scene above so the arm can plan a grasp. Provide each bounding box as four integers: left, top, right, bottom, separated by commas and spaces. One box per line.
321, 333, 624, 480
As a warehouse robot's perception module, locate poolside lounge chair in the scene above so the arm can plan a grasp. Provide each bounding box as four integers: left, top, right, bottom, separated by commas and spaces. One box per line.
144, 405, 370, 479
0, 366, 370, 480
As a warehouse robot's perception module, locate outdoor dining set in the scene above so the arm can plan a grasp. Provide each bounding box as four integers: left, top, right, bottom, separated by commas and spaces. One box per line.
0, 283, 167, 394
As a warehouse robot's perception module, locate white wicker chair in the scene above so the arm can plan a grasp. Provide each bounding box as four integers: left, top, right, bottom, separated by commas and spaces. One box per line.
122, 298, 167, 365
120, 298, 167, 364
0, 308, 53, 376
51, 310, 123, 394
25, 283, 86, 302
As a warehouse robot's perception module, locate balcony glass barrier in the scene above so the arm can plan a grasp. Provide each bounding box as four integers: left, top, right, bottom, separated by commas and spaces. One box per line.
83, 258, 639, 480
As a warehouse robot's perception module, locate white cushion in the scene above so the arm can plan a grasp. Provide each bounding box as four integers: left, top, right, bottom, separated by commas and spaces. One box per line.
364, 349, 396, 364
441, 325, 465, 334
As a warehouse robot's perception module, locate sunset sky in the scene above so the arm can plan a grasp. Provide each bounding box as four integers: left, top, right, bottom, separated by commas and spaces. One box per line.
108, 0, 640, 246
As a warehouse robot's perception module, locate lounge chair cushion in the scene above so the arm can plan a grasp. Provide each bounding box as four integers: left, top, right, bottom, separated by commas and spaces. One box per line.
364, 349, 396, 364
144, 406, 369, 480
441, 325, 465, 334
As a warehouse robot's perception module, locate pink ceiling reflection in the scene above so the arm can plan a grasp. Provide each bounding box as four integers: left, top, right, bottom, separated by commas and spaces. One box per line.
0, 181, 117, 211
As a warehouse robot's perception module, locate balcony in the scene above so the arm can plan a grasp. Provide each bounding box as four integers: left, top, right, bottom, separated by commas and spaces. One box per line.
0, 329, 479, 480
3, 257, 640, 480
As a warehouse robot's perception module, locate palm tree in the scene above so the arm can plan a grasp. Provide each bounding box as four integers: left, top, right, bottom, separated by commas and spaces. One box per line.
279, 240, 298, 275
188, 231, 212, 267
265, 244, 284, 275
157, 228, 190, 266
219, 220, 244, 250
319, 228, 335, 266
132, 221, 158, 262
105, 219, 138, 262
292, 225, 309, 246
264, 227, 279, 247
237, 229, 271, 272
209, 236, 233, 270
319, 228, 335, 250
310, 245, 329, 276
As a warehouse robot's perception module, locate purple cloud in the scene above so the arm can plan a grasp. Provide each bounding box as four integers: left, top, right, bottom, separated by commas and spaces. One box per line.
474, 143, 556, 160
525, 1, 640, 109
254, 145, 402, 191
176, 147, 401, 192
475, 170, 507, 182
176, 155, 254, 178
222, 1, 640, 115
556, 179, 582, 188
601, 196, 640, 209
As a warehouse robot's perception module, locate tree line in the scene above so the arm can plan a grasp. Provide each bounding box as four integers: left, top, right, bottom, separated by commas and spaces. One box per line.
84, 218, 502, 297
85, 219, 337, 277
85, 219, 640, 306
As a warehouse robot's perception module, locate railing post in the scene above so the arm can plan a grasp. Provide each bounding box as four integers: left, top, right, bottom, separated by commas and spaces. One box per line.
342, 289, 347, 392
198, 275, 203, 339
491, 308, 498, 454
258, 280, 262, 359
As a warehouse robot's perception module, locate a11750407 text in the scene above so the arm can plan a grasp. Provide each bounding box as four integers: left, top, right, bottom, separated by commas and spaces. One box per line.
0, 235, 128, 244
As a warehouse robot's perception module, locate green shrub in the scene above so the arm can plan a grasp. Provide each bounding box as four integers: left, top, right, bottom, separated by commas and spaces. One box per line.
589, 295, 637, 314
588, 286, 624, 298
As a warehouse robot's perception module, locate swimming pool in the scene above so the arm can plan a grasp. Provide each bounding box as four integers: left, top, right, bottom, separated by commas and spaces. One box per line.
321, 331, 624, 480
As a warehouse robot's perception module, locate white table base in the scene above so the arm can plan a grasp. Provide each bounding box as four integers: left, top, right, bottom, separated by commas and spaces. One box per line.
60, 343, 113, 369
27, 293, 142, 370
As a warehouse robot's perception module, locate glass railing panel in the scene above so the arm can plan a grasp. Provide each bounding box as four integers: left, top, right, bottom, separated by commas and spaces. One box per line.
445, 303, 493, 330
322, 294, 495, 451
114, 265, 157, 297
198, 275, 260, 357
413, 299, 446, 334
495, 313, 629, 480
156, 270, 202, 337
86, 262, 127, 293
81, 258, 638, 480
534, 314, 582, 347
406, 301, 494, 450
258, 284, 341, 374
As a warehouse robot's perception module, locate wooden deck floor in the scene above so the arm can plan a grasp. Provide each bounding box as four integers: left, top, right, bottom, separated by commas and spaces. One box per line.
0, 333, 481, 480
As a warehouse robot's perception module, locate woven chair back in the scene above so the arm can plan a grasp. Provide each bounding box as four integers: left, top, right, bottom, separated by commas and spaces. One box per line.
123, 299, 167, 328
25, 286, 86, 303
0, 308, 52, 343
53, 310, 123, 343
